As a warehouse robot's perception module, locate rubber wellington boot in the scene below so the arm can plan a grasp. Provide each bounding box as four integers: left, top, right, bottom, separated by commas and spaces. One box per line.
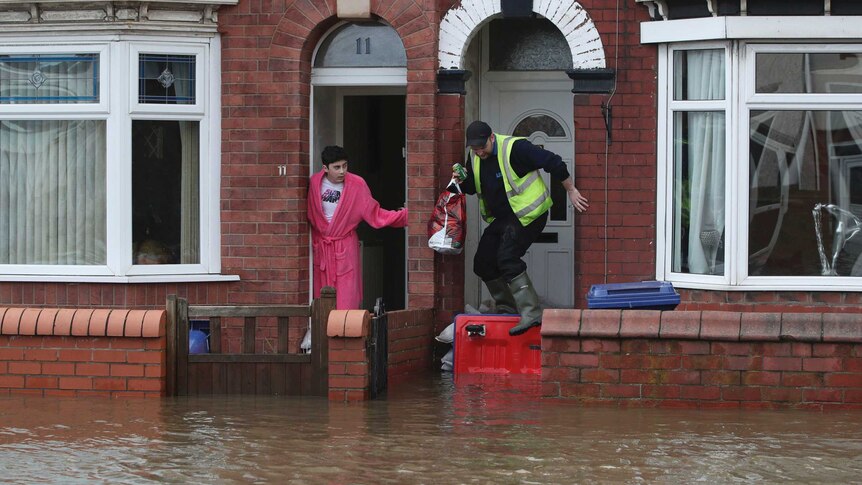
484, 277, 517, 314
507, 271, 543, 336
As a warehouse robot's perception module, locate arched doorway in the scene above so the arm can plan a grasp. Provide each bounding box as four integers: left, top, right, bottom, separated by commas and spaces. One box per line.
466, 16, 579, 309
439, 1, 607, 309
311, 21, 407, 311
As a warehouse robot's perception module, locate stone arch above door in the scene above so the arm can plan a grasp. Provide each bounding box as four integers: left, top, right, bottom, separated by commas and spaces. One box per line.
437, 0, 606, 70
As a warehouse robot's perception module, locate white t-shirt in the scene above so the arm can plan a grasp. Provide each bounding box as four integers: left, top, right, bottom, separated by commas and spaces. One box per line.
321, 177, 343, 222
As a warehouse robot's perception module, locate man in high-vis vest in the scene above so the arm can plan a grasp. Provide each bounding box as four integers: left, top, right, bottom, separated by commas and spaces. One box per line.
451, 120, 589, 336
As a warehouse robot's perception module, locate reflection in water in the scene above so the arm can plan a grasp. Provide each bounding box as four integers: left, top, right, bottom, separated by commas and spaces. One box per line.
1, 373, 862, 483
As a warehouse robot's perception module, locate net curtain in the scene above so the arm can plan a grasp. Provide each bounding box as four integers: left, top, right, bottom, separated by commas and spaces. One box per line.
672, 50, 726, 275
0, 57, 106, 265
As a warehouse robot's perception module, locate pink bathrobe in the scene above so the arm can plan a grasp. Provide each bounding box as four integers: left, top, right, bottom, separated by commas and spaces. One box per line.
308, 170, 408, 309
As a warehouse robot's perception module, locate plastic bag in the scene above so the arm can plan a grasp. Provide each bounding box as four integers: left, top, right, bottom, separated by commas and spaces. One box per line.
441, 348, 454, 372
300, 323, 311, 354
427, 180, 466, 255
435, 322, 455, 344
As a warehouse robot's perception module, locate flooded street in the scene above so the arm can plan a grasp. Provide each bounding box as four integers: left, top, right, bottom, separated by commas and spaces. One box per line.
2, 373, 862, 484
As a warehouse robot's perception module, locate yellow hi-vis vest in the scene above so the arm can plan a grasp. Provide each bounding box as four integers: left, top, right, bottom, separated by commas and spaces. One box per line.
472, 134, 552, 226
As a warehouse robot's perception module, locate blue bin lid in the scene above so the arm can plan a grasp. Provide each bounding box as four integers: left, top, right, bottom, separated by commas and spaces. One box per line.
586, 281, 680, 309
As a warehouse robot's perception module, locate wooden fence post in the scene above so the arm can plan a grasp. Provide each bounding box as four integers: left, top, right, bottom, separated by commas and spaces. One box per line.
175, 297, 189, 396
311, 286, 336, 397
165, 295, 178, 396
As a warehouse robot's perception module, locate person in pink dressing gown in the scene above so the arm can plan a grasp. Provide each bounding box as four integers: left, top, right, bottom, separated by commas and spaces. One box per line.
307, 146, 408, 309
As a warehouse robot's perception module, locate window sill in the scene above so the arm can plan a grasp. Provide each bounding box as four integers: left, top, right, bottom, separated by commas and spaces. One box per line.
668, 280, 862, 292
0, 274, 240, 284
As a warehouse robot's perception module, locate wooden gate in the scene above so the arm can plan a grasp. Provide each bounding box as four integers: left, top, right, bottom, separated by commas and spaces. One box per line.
165, 288, 335, 396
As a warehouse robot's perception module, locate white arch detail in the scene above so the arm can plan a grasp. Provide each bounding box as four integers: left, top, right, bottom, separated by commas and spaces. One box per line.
437, 0, 606, 70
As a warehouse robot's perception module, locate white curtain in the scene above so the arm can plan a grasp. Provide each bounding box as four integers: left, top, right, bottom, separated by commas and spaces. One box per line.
0, 56, 106, 265
169, 58, 200, 264
672, 50, 726, 275
137, 56, 199, 264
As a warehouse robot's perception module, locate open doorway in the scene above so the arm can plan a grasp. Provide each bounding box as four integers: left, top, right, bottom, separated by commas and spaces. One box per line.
343, 94, 406, 311
312, 87, 407, 311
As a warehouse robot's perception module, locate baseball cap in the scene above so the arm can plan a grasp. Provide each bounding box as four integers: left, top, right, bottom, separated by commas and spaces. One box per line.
465, 120, 492, 147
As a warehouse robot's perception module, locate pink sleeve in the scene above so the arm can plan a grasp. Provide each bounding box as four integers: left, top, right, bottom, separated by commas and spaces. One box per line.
361, 188, 408, 229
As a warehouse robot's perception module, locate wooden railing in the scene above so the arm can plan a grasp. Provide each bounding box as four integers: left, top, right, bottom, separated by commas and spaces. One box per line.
165, 287, 336, 396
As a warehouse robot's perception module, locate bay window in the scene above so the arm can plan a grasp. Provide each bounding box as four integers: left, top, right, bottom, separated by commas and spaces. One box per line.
660, 43, 862, 289
0, 39, 220, 280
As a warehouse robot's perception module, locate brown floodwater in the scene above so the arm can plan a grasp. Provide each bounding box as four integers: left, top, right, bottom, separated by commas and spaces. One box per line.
1, 373, 861, 484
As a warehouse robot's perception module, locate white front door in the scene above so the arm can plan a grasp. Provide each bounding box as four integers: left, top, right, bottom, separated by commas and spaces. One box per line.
476, 73, 576, 308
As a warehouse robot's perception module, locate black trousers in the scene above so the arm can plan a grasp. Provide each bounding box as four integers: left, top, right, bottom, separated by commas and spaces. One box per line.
473, 211, 548, 283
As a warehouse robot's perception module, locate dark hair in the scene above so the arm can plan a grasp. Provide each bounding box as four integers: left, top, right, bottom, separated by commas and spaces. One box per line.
321, 145, 349, 166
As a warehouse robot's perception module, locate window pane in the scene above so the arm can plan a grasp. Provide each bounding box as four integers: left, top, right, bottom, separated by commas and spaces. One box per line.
513, 114, 566, 137
749, 110, 862, 277
0, 54, 99, 104
756, 53, 862, 94
673, 49, 725, 101
0, 120, 106, 264
313, 22, 407, 68
132, 120, 199, 265
489, 18, 572, 71
139, 54, 195, 104
672, 111, 726, 275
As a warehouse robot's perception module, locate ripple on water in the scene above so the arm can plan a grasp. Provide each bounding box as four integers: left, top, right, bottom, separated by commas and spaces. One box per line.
0, 375, 862, 483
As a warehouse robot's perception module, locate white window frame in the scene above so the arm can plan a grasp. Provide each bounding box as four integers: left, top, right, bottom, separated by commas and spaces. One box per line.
738, 42, 862, 290
657, 41, 735, 289
0, 44, 110, 117
129, 43, 207, 115
657, 40, 862, 291
0, 35, 230, 283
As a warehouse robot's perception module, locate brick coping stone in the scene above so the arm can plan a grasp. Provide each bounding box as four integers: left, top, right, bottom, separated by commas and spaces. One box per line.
541, 309, 862, 343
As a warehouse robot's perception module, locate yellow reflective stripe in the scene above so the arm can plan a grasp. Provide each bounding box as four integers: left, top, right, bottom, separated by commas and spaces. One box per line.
505, 178, 540, 199
499, 135, 538, 195
514, 191, 550, 219
499, 136, 519, 193
512, 171, 539, 194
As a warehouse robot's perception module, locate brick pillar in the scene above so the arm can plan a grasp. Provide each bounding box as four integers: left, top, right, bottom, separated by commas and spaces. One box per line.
435, 93, 467, 330
327, 309, 371, 401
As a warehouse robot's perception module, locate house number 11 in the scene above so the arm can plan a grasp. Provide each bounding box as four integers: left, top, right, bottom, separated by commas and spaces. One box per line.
356, 37, 371, 55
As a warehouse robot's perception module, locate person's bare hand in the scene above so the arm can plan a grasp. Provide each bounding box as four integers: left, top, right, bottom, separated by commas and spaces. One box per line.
569, 188, 589, 212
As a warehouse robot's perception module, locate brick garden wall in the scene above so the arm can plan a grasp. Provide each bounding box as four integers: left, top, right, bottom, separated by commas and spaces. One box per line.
387, 308, 436, 380
542, 309, 862, 409
0, 307, 167, 398
328, 308, 435, 401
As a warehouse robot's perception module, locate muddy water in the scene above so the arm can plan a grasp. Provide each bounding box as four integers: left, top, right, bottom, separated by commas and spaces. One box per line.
1, 373, 862, 484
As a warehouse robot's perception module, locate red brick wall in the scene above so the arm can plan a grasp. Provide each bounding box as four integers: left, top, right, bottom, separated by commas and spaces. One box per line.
433, 93, 466, 326
328, 307, 435, 401
542, 309, 862, 409
0, 307, 167, 397
388, 308, 435, 379
328, 337, 369, 401
677, 290, 862, 313
573, 2, 659, 308
0, 335, 165, 398
220, 0, 443, 308
0, 283, 233, 309
5, 0, 857, 329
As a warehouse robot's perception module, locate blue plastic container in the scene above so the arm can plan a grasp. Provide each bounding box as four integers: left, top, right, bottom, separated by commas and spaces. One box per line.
189, 320, 210, 354
586, 281, 680, 310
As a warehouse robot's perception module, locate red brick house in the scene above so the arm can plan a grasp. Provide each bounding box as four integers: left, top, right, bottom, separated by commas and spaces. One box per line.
2, 0, 862, 404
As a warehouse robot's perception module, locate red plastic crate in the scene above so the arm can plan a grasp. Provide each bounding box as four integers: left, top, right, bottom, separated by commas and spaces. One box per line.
453, 314, 541, 375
